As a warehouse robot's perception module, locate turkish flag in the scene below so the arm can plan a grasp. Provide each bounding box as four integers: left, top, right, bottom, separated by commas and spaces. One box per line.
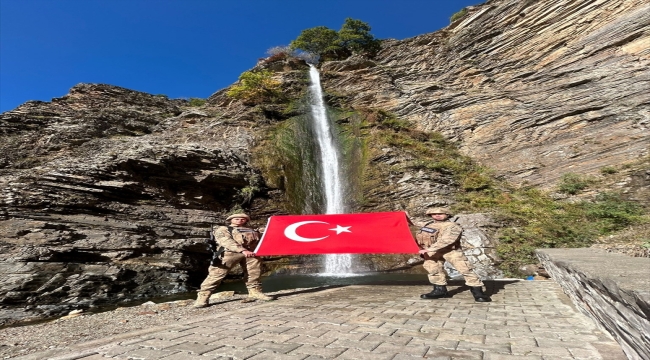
253, 212, 419, 256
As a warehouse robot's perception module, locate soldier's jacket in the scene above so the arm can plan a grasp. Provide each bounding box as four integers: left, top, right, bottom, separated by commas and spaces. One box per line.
213, 225, 261, 253
414, 220, 462, 255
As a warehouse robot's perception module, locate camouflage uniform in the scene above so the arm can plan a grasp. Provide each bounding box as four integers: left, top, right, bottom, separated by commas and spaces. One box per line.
199, 224, 264, 292
414, 219, 484, 287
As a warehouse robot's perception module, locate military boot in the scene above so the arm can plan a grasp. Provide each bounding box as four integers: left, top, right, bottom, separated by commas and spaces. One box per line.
420, 285, 450, 299
193, 290, 212, 308
247, 288, 274, 301
470, 286, 492, 302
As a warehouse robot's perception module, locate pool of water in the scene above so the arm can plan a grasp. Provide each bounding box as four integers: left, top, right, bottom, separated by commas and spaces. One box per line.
64, 273, 433, 317
141, 272, 429, 305
211, 272, 429, 293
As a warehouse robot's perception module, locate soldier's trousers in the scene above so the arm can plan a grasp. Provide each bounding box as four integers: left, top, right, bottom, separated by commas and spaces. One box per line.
199, 251, 263, 292
423, 249, 483, 287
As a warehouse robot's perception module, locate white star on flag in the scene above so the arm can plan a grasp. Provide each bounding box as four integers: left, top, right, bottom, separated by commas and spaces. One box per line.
329, 225, 351, 235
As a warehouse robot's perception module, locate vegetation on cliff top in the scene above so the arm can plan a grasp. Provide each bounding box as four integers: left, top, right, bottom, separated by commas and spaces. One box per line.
450, 8, 468, 23
289, 18, 381, 60
187, 97, 206, 107
226, 69, 284, 105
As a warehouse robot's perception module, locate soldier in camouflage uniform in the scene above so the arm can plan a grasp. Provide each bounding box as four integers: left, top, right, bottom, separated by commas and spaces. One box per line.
410, 207, 491, 302
194, 213, 273, 308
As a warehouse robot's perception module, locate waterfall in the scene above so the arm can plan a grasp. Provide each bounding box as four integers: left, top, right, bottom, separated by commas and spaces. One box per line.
307, 65, 353, 275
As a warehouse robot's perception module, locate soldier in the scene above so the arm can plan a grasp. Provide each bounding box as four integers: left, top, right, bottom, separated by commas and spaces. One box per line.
410, 207, 491, 302
194, 213, 273, 308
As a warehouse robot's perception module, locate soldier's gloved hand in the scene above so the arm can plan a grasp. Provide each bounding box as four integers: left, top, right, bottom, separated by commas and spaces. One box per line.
242, 250, 255, 258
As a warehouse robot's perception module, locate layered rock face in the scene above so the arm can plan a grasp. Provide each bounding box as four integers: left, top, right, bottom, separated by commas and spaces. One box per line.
0, 85, 265, 324
321, 0, 650, 188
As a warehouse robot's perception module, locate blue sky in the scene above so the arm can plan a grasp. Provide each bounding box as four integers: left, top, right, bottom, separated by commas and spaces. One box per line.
1, 0, 481, 113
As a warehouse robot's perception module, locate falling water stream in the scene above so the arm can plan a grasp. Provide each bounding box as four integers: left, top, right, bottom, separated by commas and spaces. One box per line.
307, 65, 354, 275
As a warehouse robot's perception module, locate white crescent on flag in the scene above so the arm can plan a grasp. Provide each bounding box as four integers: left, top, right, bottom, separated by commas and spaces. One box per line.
284, 221, 330, 242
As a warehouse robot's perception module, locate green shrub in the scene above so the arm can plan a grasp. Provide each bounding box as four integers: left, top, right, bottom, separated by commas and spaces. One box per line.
226, 70, 283, 105
359, 113, 647, 277
377, 113, 411, 131
584, 192, 644, 233
557, 173, 593, 194
238, 185, 260, 204
461, 171, 493, 191
600, 166, 618, 174
188, 98, 206, 107
450, 8, 468, 23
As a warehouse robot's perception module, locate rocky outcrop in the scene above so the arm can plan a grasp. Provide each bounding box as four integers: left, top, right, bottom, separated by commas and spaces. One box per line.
453, 213, 501, 279
0, 84, 269, 324
537, 248, 650, 360
320, 0, 650, 188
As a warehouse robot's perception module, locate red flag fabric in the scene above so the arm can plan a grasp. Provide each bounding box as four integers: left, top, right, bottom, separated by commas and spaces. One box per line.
253, 212, 418, 256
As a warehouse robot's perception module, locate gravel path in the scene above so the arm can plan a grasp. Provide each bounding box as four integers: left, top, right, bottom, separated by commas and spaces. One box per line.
0, 288, 321, 359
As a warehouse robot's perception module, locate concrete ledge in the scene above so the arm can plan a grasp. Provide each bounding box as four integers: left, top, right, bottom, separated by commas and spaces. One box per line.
536, 248, 650, 360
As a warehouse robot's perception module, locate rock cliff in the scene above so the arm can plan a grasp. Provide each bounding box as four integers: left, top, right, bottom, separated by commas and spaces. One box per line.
0, 85, 268, 324
1, 0, 648, 325
321, 0, 649, 187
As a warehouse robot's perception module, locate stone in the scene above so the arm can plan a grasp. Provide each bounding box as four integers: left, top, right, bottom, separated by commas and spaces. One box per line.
536, 248, 650, 360
210, 291, 235, 299
518, 265, 538, 276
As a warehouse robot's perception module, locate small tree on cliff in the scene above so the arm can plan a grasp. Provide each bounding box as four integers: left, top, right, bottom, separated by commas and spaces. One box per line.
338, 18, 381, 56
289, 26, 341, 55
289, 18, 380, 60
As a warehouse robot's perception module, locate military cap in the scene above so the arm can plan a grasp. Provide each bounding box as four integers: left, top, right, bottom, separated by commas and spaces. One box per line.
226, 213, 250, 221
425, 207, 452, 215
